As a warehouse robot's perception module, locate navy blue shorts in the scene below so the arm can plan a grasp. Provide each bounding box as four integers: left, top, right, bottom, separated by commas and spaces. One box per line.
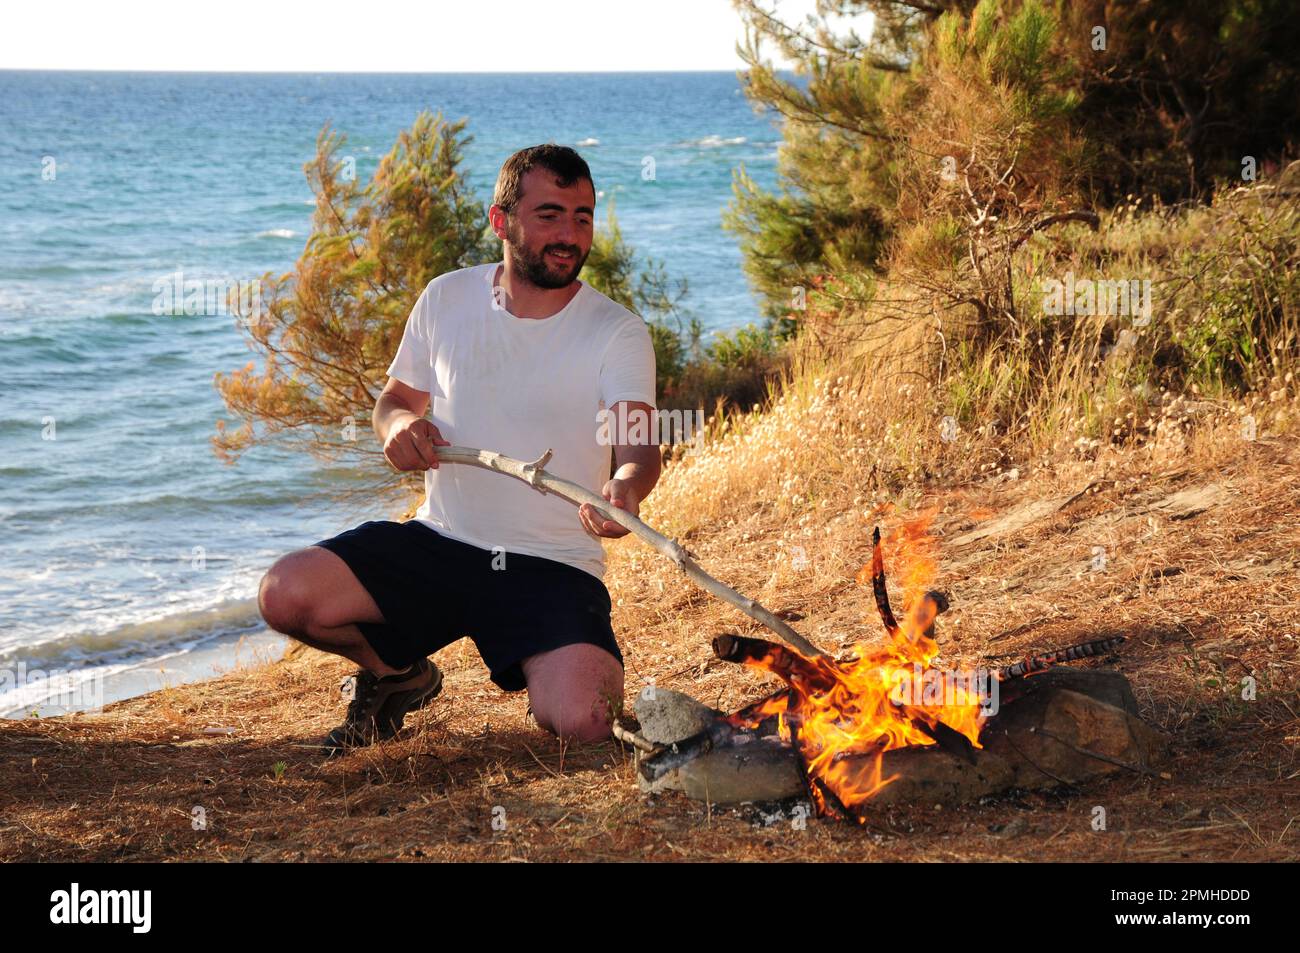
312, 520, 622, 692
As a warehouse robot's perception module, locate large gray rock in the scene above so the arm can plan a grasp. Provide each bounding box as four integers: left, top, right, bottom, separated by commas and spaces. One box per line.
638, 734, 806, 803
633, 687, 722, 745
633, 687, 806, 803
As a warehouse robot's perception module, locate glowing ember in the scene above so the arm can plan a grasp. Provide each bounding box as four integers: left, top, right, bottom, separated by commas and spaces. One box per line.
724, 515, 989, 820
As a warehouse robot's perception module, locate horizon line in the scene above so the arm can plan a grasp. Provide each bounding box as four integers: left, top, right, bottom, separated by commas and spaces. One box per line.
0, 67, 767, 75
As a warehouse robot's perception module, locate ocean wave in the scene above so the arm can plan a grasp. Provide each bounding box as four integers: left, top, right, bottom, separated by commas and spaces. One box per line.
575, 137, 600, 147
100, 310, 154, 327
0, 330, 57, 350
0, 413, 86, 438
0, 464, 50, 478
0, 339, 86, 364
0, 627, 287, 718
256, 228, 298, 239
0, 263, 114, 280
687, 135, 747, 148
9, 488, 303, 524
146, 351, 187, 367
0, 596, 265, 673
90, 277, 161, 299
250, 199, 315, 214
0, 657, 141, 717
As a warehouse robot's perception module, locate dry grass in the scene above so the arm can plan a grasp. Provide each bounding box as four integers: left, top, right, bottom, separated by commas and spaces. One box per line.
2, 371, 1297, 861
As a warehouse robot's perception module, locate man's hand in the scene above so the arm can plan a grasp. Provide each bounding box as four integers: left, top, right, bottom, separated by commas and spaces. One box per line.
383, 414, 450, 472
579, 478, 639, 539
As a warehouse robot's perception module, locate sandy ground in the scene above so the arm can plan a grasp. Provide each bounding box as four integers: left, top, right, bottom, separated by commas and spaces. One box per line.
2, 436, 1297, 862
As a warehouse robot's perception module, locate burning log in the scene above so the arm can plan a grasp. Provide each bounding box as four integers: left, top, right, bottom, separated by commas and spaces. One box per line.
864, 526, 948, 640
712, 633, 836, 693
911, 718, 978, 765
787, 713, 856, 821
637, 717, 743, 779
996, 636, 1128, 681
868, 526, 901, 638
711, 632, 978, 767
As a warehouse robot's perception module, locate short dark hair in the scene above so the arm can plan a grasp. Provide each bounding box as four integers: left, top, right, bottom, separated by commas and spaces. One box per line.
493, 144, 594, 214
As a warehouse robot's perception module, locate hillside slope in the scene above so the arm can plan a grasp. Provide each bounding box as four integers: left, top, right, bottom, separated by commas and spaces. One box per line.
2, 387, 1296, 861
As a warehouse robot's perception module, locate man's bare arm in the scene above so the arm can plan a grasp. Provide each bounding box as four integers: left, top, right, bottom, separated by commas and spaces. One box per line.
611, 442, 661, 506
374, 377, 429, 439
373, 377, 447, 471
579, 400, 662, 539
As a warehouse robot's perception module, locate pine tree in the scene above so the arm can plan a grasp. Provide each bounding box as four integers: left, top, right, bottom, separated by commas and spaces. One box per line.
727, 0, 1300, 327
213, 112, 497, 498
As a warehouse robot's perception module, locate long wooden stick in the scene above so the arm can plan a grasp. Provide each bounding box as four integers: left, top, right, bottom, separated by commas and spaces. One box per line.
433, 445, 828, 660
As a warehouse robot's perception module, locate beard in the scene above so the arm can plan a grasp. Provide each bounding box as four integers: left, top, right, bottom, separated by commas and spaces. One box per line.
506, 220, 588, 289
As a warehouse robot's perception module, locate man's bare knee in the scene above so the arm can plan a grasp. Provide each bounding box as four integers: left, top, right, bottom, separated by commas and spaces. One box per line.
258, 552, 316, 636
534, 700, 615, 744
259, 545, 385, 647
524, 643, 624, 744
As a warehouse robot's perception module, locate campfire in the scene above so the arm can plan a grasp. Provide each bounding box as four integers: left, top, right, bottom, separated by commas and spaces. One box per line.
426, 445, 1167, 822
709, 518, 989, 817
630, 519, 1158, 822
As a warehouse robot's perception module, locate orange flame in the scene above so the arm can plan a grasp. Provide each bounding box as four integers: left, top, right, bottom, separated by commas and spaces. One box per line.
732, 514, 988, 820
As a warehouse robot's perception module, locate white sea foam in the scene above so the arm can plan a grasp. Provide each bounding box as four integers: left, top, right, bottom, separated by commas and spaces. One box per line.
0, 592, 282, 716
691, 135, 747, 148
0, 596, 265, 672
257, 228, 297, 239
575, 137, 600, 146
0, 626, 287, 717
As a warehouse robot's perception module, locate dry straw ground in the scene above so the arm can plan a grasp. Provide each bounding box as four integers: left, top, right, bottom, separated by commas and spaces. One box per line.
2, 376, 1297, 861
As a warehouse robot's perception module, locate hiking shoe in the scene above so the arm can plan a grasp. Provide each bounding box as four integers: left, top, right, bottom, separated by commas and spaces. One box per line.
322, 657, 443, 756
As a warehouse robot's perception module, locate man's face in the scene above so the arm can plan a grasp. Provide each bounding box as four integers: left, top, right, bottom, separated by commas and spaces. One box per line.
499, 168, 595, 289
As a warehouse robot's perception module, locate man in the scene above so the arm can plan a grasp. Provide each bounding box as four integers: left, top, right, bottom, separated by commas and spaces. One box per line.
257, 144, 660, 755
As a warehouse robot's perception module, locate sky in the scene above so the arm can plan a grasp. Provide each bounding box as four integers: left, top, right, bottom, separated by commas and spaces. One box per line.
1, 0, 870, 72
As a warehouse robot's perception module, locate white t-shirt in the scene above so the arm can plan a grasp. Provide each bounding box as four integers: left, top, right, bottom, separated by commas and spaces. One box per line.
386, 261, 657, 581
